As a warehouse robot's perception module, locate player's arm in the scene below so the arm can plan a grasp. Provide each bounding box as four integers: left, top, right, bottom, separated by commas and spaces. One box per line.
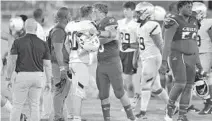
195, 48, 203, 72
64, 32, 71, 54
98, 25, 118, 45
150, 24, 163, 54
162, 18, 178, 61
52, 29, 67, 70
5, 40, 18, 80
208, 26, 212, 43
43, 42, 52, 84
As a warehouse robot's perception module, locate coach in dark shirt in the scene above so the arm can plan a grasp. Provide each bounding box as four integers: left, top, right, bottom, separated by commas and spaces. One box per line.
6, 18, 52, 121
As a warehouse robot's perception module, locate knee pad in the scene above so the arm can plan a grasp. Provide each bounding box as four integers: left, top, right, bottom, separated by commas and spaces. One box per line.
142, 77, 154, 90
72, 82, 86, 99
114, 87, 125, 99
152, 88, 163, 95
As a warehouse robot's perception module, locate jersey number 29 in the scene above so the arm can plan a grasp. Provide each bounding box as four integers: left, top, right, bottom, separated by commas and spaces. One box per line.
139, 37, 145, 50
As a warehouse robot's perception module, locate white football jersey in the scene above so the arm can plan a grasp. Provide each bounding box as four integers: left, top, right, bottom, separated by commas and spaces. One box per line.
137, 21, 162, 59
36, 22, 46, 41
198, 19, 212, 53
117, 18, 139, 52
65, 20, 97, 64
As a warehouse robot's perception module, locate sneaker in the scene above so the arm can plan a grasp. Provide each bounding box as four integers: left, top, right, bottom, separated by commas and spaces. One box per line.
135, 110, 147, 119
177, 115, 189, 121
164, 105, 176, 121
198, 102, 212, 115
131, 93, 141, 108
20, 114, 27, 121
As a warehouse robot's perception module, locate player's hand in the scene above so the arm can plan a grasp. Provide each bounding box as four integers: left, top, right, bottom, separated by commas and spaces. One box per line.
122, 43, 130, 51
159, 60, 168, 75
60, 70, 68, 81
89, 29, 100, 36
44, 82, 51, 92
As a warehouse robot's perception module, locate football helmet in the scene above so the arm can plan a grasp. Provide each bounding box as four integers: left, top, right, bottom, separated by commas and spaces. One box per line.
9, 17, 24, 31
192, 2, 207, 22
134, 2, 155, 22
77, 33, 100, 52
194, 70, 210, 99
154, 6, 167, 21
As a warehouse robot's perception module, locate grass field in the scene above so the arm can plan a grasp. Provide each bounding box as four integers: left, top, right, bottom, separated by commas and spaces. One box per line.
1, 96, 212, 121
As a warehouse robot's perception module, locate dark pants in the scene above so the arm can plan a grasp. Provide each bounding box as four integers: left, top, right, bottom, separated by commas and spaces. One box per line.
96, 58, 125, 100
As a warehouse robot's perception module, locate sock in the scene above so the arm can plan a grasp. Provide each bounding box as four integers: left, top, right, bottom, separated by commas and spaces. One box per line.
168, 83, 185, 107
157, 88, 169, 104
101, 104, 110, 121
124, 105, 135, 120
179, 84, 193, 116
73, 116, 81, 121
140, 90, 151, 112
3, 100, 12, 112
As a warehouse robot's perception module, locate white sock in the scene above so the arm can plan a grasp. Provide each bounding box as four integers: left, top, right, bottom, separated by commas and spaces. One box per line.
157, 89, 169, 104
140, 90, 151, 111
73, 116, 81, 121
3, 100, 12, 112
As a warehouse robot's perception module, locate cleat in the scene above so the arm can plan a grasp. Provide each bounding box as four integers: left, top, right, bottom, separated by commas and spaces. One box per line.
20, 113, 27, 121
198, 102, 212, 115
177, 115, 189, 121
164, 105, 176, 121
135, 110, 147, 119
187, 105, 200, 113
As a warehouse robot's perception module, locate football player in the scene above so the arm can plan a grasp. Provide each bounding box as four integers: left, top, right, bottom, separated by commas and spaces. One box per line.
65, 5, 100, 121
160, 1, 204, 121
192, 1, 212, 115
132, 2, 169, 118
117, 1, 141, 108
91, 3, 137, 121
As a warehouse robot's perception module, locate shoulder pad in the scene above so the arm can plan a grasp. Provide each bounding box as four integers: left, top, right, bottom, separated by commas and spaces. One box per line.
163, 15, 178, 29
105, 17, 117, 26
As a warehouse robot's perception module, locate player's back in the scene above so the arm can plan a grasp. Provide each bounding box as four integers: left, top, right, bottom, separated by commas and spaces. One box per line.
97, 16, 119, 64
66, 20, 96, 64
118, 18, 139, 52
137, 20, 162, 59
165, 14, 199, 54
198, 18, 212, 53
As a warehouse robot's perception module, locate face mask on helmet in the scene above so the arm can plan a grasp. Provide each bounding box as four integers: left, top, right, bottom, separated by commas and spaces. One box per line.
192, 2, 207, 22
134, 2, 154, 23
194, 80, 210, 99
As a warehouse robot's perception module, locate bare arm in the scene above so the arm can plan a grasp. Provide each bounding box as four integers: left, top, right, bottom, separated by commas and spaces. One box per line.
43, 59, 52, 83
64, 35, 71, 54
6, 55, 17, 79
52, 29, 67, 69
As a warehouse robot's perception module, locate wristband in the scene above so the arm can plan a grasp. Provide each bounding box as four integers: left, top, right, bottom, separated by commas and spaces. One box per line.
59, 66, 66, 71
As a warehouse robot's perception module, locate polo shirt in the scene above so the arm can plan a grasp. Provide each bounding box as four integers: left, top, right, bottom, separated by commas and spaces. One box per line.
10, 33, 51, 72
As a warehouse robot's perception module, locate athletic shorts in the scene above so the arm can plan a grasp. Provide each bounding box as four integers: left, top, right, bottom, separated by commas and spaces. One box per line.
120, 51, 137, 74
